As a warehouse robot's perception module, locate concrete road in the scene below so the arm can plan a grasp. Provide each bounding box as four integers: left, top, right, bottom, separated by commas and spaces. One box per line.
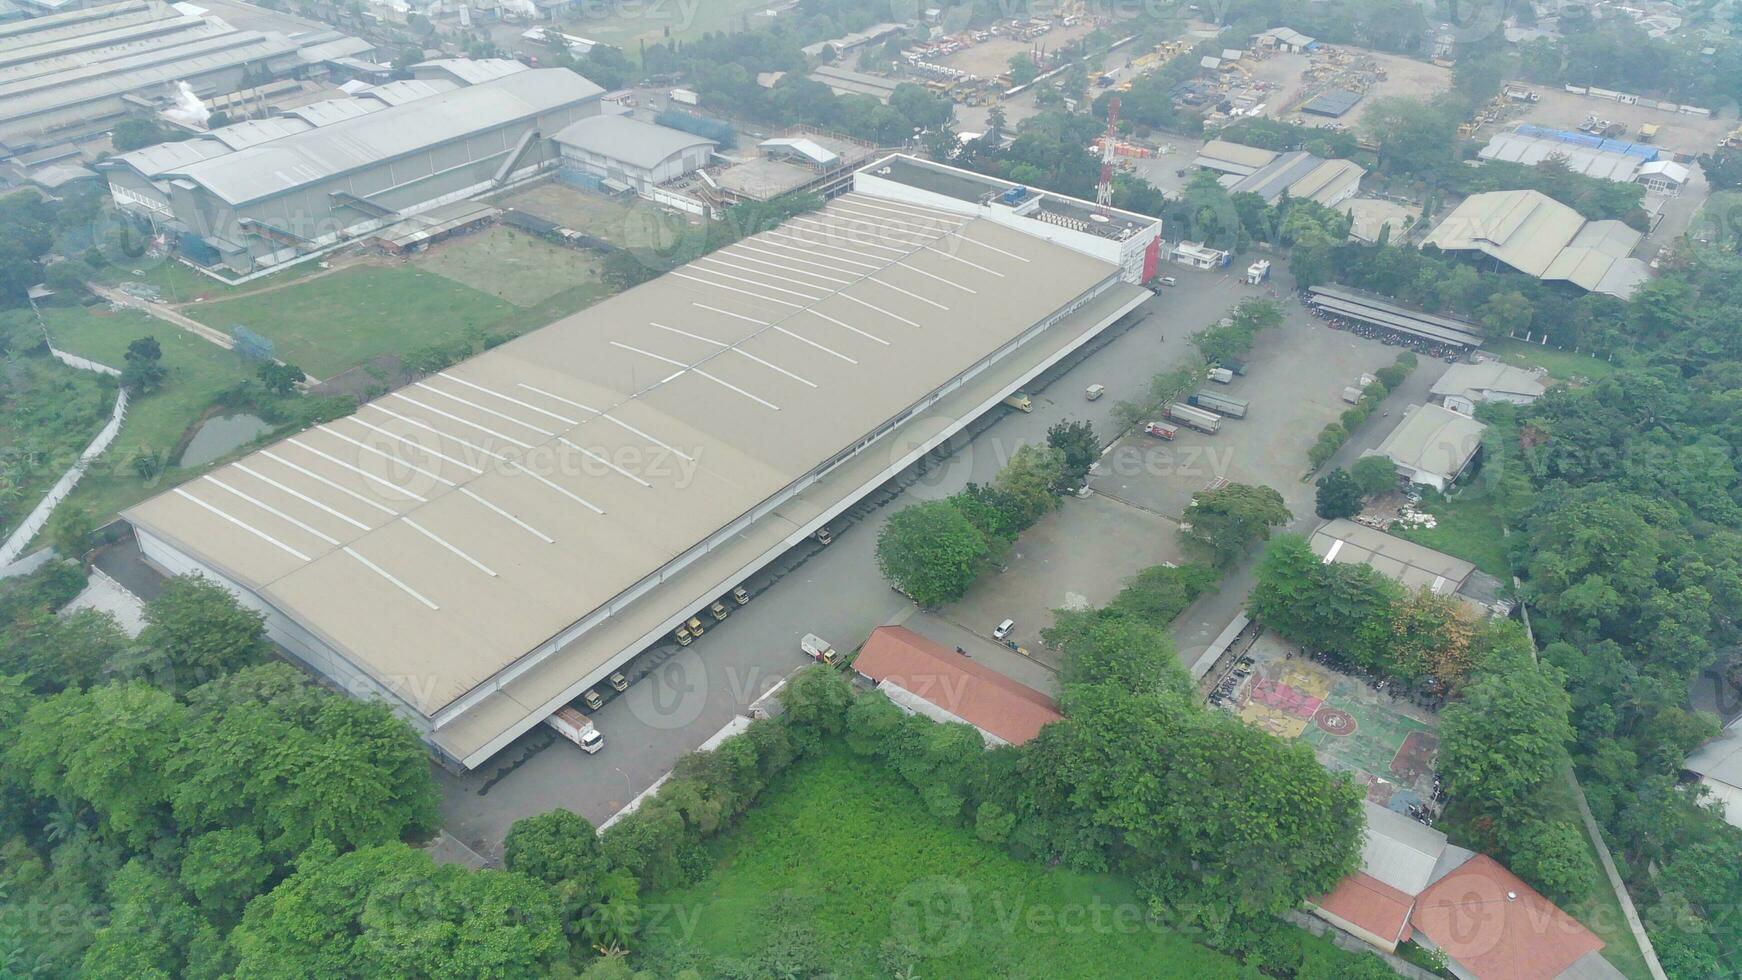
437, 263, 1281, 860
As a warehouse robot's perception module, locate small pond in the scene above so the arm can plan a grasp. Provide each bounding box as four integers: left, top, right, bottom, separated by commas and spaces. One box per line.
178, 413, 270, 468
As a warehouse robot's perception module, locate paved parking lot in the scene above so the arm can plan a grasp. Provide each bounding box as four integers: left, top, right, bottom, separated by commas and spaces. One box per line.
1088, 298, 1406, 522
941, 491, 1187, 663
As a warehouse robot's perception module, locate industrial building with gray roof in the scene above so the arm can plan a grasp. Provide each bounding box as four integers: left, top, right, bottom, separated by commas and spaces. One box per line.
102, 66, 603, 273
0, 0, 321, 151
1421, 189, 1649, 299
123, 184, 1155, 768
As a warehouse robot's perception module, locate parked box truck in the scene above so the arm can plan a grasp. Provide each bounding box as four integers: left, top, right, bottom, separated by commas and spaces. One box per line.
1165, 402, 1220, 433
1207, 367, 1234, 384
1143, 420, 1178, 440
545, 706, 604, 753
1188, 390, 1249, 418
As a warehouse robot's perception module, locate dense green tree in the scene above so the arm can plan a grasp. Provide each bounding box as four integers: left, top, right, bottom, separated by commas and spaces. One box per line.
80, 861, 209, 980
875, 499, 989, 607
1315, 468, 1364, 519
1179, 483, 1290, 566
1349, 454, 1399, 498
137, 575, 269, 686
1045, 419, 1098, 491
1508, 819, 1594, 904
228, 843, 565, 978
992, 444, 1066, 527
1438, 640, 1574, 841
179, 828, 272, 926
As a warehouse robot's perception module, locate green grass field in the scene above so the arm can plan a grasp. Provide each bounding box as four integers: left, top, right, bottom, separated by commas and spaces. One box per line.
1484, 337, 1623, 385
1390, 491, 1512, 579
638, 748, 1253, 979
0, 346, 114, 538
34, 306, 262, 523
183, 235, 613, 379
184, 266, 516, 379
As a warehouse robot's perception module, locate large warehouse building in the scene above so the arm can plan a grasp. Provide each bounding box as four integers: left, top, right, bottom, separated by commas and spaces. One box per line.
0, 0, 316, 152
123, 159, 1159, 768
101, 65, 603, 274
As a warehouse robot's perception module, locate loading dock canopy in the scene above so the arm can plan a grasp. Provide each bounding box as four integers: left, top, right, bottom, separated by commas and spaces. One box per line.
124, 192, 1126, 754
1306, 286, 1485, 348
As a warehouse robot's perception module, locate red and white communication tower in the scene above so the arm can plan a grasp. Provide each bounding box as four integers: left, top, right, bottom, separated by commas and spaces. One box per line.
1096, 95, 1120, 212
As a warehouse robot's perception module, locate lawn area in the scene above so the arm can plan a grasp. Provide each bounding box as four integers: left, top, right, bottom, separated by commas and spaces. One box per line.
1390, 490, 1512, 579
638, 748, 1254, 979
1485, 337, 1623, 385
0, 342, 114, 538
94, 252, 329, 304
31, 305, 263, 523
414, 225, 610, 308
184, 265, 516, 379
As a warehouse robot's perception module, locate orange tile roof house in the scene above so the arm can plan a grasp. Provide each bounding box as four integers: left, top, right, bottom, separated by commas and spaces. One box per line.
852, 626, 1062, 746
1410, 855, 1612, 980
1309, 805, 1621, 979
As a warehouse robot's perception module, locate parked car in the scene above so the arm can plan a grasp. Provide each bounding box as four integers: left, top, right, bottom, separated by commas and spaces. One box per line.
993, 618, 1015, 640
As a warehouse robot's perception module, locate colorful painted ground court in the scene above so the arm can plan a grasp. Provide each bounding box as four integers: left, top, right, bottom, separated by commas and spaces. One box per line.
1231, 633, 1440, 814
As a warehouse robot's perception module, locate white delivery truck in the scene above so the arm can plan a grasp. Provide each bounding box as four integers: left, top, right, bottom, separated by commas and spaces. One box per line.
545, 705, 604, 753
800, 633, 840, 666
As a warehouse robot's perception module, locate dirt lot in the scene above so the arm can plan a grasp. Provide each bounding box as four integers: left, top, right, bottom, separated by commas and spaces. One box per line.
936, 22, 1100, 79
1245, 47, 1450, 130
487, 182, 646, 246
1510, 86, 1734, 158
940, 491, 1189, 663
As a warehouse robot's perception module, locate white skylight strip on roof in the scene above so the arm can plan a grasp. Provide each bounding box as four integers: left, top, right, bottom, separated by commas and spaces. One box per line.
257, 450, 399, 516
365, 406, 509, 463
697, 256, 835, 295
669, 270, 803, 308
716, 248, 853, 285
232, 462, 373, 531
826, 203, 960, 237
692, 303, 860, 362
412, 381, 556, 436
318, 426, 456, 487
343, 546, 437, 610
797, 306, 889, 346
389, 393, 534, 450
920, 244, 1005, 277
894, 259, 977, 293
757, 231, 883, 268
649, 321, 818, 388
458, 487, 554, 543
949, 233, 1030, 263
503, 460, 604, 514
204, 475, 340, 546
849, 193, 974, 221
783, 217, 912, 253
403, 518, 498, 577
862, 275, 948, 310
556, 437, 653, 488
515, 384, 695, 463
340, 417, 485, 474
285, 437, 429, 502
436, 373, 580, 426
686, 262, 826, 302
611, 341, 780, 411
835, 291, 921, 329
833, 196, 969, 225
174, 488, 311, 562
732, 240, 870, 275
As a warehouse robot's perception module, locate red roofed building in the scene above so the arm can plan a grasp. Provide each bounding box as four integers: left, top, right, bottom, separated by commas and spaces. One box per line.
1314, 871, 1416, 952
1410, 854, 1610, 980
853, 626, 1062, 746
